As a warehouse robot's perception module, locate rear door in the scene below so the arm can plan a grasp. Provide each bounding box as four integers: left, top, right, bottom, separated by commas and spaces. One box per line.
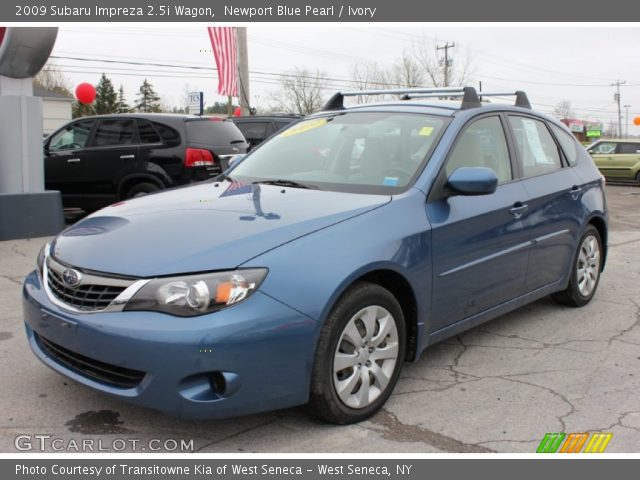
428, 114, 531, 332
507, 115, 583, 292
616, 142, 640, 180
44, 119, 96, 199
80, 118, 139, 204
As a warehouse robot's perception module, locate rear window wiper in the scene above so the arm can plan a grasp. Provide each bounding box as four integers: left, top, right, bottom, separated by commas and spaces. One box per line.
252, 179, 319, 190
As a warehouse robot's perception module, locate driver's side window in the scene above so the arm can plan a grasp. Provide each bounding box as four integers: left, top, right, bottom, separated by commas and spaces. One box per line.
445, 116, 512, 184
48, 120, 95, 153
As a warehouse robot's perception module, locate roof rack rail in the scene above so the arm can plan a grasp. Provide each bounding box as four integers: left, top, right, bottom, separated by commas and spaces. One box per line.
321, 86, 531, 111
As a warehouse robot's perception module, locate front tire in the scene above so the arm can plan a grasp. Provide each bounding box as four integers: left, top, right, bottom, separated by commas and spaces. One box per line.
309, 282, 406, 424
552, 225, 603, 307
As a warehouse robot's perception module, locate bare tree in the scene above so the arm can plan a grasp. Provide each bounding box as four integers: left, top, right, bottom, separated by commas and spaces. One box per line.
34, 61, 72, 96
392, 52, 426, 88
552, 100, 575, 120
270, 67, 329, 115
350, 62, 393, 103
412, 39, 475, 87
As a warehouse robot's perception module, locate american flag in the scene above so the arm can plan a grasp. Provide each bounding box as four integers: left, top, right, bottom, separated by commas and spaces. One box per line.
207, 27, 238, 97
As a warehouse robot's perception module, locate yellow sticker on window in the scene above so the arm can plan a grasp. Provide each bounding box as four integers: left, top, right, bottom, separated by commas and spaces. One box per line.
419, 126, 434, 136
279, 118, 328, 137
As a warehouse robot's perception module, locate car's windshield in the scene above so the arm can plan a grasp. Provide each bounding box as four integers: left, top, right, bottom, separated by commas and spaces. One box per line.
230, 112, 448, 194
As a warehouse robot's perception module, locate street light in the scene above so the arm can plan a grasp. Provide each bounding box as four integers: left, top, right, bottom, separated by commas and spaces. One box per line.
623, 104, 631, 138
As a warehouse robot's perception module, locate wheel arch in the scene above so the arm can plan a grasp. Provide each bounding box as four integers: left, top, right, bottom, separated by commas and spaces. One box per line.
587, 214, 608, 271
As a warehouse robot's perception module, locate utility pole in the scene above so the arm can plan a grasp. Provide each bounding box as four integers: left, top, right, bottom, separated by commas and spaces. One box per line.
623, 104, 631, 138
612, 79, 626, 138
237, 27, 251, 116
436, 42, 455, 87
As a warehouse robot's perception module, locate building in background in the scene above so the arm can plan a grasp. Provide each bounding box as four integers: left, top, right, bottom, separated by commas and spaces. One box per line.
561, 118, 603, 144
33, 85, 73, 136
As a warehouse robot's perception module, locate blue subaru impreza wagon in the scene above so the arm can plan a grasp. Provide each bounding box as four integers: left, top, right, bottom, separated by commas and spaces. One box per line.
23, 87, 607, 424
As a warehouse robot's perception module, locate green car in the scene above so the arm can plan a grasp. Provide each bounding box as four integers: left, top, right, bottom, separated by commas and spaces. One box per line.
587, 139, 640, 183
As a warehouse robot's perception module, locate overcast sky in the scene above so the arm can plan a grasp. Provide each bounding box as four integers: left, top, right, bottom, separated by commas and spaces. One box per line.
49, 25, 640, 134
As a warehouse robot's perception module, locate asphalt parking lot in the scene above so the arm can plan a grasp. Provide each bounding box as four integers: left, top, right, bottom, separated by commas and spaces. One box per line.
1, 185, 638, 453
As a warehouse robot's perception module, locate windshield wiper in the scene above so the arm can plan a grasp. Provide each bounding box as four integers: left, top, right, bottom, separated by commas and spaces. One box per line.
252, 179, 318, 190
215, 173, 235, 182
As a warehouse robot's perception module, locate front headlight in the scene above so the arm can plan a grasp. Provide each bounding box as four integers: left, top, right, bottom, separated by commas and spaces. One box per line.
124, 269, 267, 317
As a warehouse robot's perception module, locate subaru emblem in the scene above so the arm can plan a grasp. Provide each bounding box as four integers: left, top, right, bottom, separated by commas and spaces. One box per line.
62, 268, 82, 288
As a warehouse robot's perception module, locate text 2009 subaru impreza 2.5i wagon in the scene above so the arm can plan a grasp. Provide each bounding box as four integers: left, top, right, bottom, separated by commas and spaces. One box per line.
23, 87, 608, 424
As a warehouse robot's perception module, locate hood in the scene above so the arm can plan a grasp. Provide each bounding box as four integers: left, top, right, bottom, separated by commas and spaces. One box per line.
51, 182, 390, 277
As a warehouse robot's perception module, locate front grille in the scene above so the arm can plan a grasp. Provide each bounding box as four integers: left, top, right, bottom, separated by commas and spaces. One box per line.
36, 334, 146, 389
44, 256, 136, 312
47, 268, 126, 311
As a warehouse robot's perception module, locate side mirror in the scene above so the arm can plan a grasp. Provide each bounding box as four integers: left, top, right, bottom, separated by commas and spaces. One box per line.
446, 167, 498, 196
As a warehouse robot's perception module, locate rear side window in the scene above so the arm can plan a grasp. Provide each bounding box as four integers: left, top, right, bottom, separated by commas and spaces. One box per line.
186, 120, 245, 145
619, 143, 640, 154
236, 122, 269, 144
549, 124, 578, 166
152, 122, 181, 147
138, 120, 161, 144
93, 119, 136, 147
508, 116, 562, 177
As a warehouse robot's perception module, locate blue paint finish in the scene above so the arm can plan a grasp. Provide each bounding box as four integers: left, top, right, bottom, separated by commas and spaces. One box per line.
22, 101, 609, 419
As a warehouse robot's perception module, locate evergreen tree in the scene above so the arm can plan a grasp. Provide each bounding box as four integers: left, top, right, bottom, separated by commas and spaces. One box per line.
72, 101, 95, 119
116, 85, 130, 113
134, 79, 161, 113
94, 73, 118, 114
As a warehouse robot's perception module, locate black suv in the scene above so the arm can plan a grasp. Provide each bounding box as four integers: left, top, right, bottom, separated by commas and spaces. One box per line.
231, 114, 300, 150
44, 114, 248, 211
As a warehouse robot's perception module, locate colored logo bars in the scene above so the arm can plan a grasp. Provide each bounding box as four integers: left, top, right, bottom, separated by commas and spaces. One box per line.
536, 432, 613, 453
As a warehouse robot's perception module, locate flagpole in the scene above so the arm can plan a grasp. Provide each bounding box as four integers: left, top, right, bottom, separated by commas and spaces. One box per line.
227, 95, 232, 117
237, 27, 250, 116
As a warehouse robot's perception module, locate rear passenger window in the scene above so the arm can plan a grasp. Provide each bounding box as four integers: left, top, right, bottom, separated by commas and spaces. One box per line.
549, 124, 578, 166
236, 122, 268, 144
152, 122, 181, 147
508, 116, 561, 177
619, 143, 640, 154
186, 120, 245, 145
138, 120, 161, 144
93, 119, 136, 147
446, 116, 512, 184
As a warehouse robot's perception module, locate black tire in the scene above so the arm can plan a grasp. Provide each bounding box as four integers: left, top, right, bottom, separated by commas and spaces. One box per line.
125, 182, 160, 199
552, 225, 603, 307
309, 282, 406, 424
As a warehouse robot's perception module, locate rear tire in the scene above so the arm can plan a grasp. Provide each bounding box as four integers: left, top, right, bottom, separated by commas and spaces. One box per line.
309, 282, 406, 424
552, 225, 603, 307
125, 182, 160, 199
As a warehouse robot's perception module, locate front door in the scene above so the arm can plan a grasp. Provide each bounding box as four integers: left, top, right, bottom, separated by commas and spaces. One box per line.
428, 115, 531, 332
44, 119, 97, 204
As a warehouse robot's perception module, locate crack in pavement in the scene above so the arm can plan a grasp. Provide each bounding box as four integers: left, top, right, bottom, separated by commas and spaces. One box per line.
368, 409, 494, 453
193, 416, 280, 452
0, 274, 23, 287
607, 299, 640, 347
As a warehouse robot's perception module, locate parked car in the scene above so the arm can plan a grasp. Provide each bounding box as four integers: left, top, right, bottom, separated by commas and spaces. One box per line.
44, 114, 248, 211
586, 139, 640, 183
24, 87, 607, 424
231, 114, 300, 150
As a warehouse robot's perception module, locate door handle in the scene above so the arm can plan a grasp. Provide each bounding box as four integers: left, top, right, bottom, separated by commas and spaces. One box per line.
67, 158, 81, 164
120, 154, 135, 159
509, 202, 528, 219
570, 185, 582, 199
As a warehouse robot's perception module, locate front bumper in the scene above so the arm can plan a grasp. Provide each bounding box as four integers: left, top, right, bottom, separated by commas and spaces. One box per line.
22, 270, 317, 419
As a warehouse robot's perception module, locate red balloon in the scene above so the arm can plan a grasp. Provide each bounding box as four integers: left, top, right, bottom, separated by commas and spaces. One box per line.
75, 83, 96, 104
233, 106, 242, 117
